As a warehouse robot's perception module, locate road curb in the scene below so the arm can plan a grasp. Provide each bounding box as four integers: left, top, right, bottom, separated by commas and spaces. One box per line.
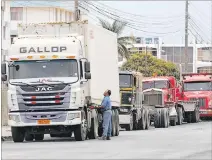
1, 136, 12, 141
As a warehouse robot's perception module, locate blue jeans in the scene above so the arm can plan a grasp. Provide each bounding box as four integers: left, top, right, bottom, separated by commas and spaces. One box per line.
103, 110, 112, 137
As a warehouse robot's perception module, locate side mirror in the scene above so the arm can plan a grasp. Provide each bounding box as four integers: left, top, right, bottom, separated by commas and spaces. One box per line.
85, 72, 91, 79
1, 74, 7, 81
1, 63, 6, 74
84, 62, 90, 73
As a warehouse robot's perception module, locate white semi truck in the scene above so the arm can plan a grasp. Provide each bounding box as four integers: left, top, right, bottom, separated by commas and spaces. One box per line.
1, 21, 120, 142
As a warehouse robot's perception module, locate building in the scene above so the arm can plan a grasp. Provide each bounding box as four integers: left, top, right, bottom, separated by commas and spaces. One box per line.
195, 44, 212, 73
1, 0, 11, 61
124, 36, 211, 73
10, 1, 74, 43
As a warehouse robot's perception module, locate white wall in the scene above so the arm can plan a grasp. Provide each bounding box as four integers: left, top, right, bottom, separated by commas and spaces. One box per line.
10, 7, 73, 36
1, 0, 11, 54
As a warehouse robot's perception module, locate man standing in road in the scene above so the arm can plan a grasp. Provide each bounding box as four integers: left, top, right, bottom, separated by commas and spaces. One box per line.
99, 89, 112, 140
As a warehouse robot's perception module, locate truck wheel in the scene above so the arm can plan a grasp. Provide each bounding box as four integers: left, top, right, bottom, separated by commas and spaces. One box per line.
25, 134, 34, 141
145, 109, 150, 130
161, 108, 168, 128
140, 109, 146, 130
34, 134, 44, 141
170, 119, 176, 126
111, 110, 116, 136
74, 111, 88, 141
186, 113, 192, 123
191, 106, 200, 123
176, 107, 183, 125
154, 108, 161, 128
125, 112, 133, 131
87, 117, 98, 139
115, 109, 119, 136
11, 127, 25, 143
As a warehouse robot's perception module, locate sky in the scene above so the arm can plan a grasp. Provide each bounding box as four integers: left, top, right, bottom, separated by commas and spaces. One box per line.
11, 1, 211, 44
85, 1, 212, 44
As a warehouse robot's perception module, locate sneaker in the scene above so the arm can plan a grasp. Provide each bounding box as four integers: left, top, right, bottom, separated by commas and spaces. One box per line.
106, 136, 111, 140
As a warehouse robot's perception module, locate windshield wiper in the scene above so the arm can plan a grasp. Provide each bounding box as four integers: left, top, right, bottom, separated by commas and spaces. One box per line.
9, 82, 37, 89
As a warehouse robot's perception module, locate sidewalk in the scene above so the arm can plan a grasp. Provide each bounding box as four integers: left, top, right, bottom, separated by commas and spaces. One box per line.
1, 126, 12, 141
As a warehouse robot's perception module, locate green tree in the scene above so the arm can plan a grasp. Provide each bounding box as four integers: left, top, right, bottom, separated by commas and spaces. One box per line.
121, 53, 180, 79
98, 18, 134, 59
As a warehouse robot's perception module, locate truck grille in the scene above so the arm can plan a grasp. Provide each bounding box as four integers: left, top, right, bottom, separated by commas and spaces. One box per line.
22, 92, 66, 107
121, 92, 132, 105
190, 98, 206, 107
17, 84, 71, 109
143, 90, 163, 106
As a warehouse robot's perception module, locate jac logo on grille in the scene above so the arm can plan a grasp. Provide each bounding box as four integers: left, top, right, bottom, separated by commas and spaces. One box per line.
35, 87, 53, 92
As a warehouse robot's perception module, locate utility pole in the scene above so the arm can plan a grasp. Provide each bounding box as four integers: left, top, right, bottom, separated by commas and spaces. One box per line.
145, 46, 147, 77
74, 0, 79, 21
184, 0, 189, 73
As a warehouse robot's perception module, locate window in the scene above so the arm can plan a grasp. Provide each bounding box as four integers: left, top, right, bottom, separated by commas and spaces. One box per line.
65, 11, 67, 22
11, 7, 23, 20
69, 13, 72, 21
60, 10, 62, 21
55, 9, 58, 22
11, 35, 17, 44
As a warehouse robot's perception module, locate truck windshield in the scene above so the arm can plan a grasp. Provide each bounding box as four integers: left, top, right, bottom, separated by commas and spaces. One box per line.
119, 74, 132, 87
143, 80, 168, 90
9, 59, 78, 79
184, 81, 212, 91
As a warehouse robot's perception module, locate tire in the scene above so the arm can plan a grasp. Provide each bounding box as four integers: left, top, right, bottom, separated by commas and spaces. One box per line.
154, 108, 161, 128
74, 111, 88, 141
11, 127, 25, 143
170, 119, 176, 126
125, 112, 133, 131
161, 108, 168, 128
115, 109, 119, 136
141, 109, 146, 130
87, 117, 98, 139
34, 134, 44, 141
145, 109, 150, 130
191, 106, 200, 123
186, 113, 192, 123
176, 107, 183, 125
25, 134, 34, 141
111, 110, 116, 136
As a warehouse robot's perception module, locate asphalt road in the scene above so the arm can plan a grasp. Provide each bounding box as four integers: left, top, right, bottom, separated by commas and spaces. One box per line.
2, 121, 212, 159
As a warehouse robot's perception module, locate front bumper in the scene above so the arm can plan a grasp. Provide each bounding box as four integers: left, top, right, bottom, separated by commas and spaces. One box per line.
199, 109, 212, 117
8, 111, 82, 127
119, 114, 131, 125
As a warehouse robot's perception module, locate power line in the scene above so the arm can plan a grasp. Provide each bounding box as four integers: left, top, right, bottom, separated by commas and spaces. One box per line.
82, 1, 184, 26
94, 1, 184, 20
79, 2, 182, 35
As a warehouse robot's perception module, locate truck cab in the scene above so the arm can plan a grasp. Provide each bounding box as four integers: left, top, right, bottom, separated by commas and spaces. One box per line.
181, 73, 212, 119
119, 71, 145, 130
142, 76, 178, 103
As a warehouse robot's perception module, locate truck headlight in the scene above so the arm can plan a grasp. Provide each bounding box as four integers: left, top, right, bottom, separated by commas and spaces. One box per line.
67, 112, 80, 120
9, 114, 20, 122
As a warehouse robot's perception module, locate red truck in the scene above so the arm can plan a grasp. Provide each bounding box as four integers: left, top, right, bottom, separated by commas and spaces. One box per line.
181, 73, 212, 120
142, 75, 200, 127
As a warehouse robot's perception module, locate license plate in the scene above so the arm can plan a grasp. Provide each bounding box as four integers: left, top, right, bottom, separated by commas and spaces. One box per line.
37, 119, 50, 124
